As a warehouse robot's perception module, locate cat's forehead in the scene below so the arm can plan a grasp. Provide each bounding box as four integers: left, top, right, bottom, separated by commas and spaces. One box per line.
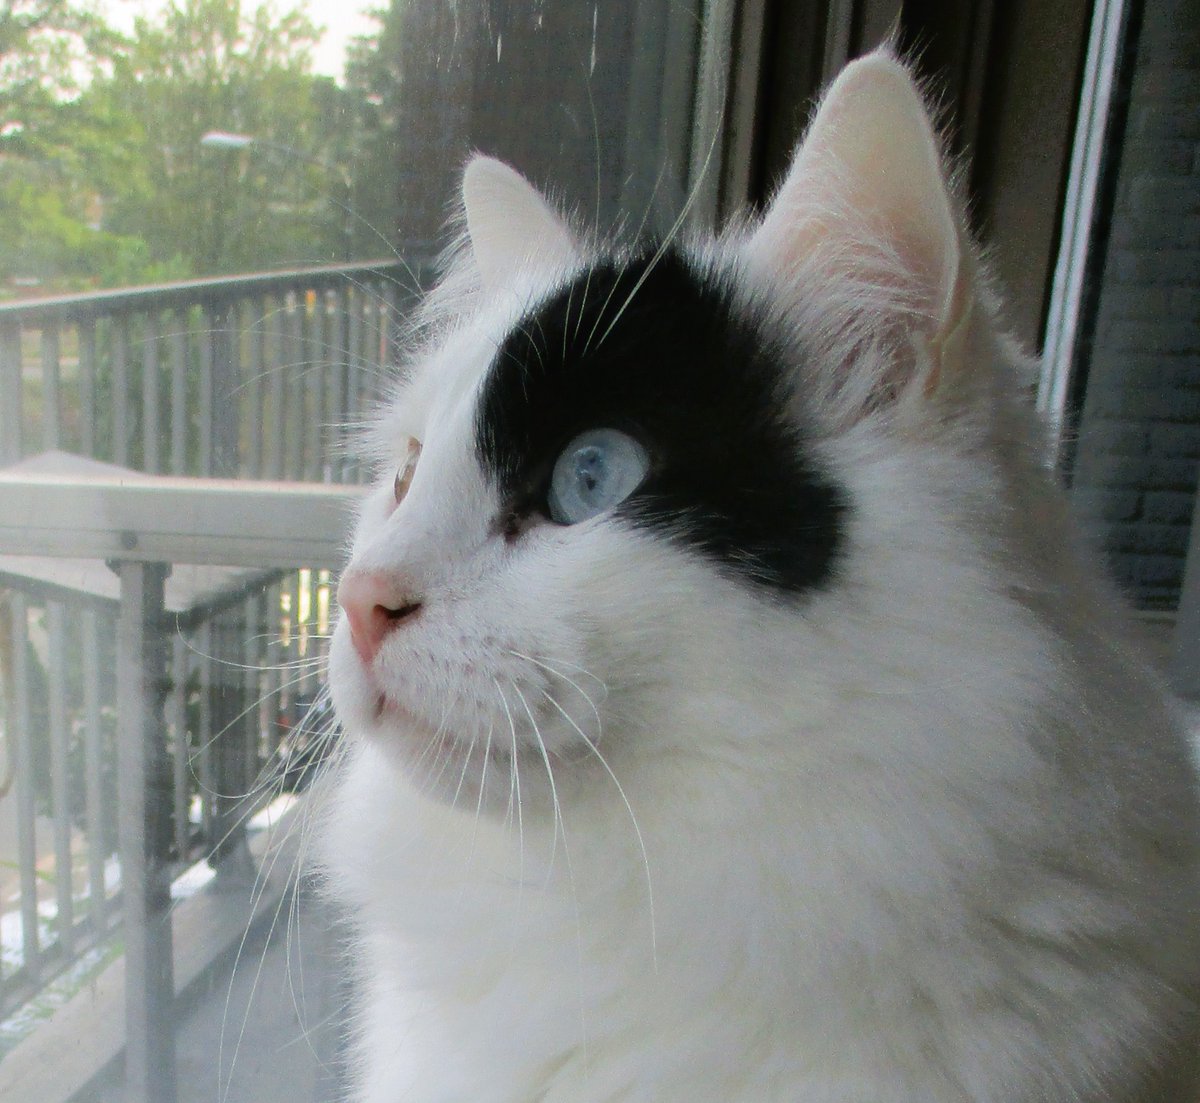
470, 245, 848, 596
475, 246, 754, 482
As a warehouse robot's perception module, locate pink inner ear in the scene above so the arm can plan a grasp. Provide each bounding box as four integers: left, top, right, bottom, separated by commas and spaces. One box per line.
740, 53, 975, 422
746, 54, 962, 342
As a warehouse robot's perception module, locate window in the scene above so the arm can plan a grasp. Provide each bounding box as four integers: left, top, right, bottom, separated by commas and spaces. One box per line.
6, 0, 1191, 1099
0, 2, 713, 1099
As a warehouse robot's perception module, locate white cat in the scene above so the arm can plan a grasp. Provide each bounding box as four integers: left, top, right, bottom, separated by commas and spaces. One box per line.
319, 51, 1200, 1101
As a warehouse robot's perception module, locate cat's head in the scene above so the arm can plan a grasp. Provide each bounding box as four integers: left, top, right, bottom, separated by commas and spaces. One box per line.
328, 52, 1025, 819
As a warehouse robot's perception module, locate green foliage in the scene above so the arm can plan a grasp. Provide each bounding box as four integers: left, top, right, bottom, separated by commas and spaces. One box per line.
0, 0, 398, 294
96, 0, 349, 273
0, 0, 136, 289
0, 154, 190, 288
342, 4, 403, 259
1, 0, 119, 132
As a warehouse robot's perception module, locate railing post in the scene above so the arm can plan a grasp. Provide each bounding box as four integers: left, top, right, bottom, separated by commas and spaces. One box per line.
5, 593, 41, 981
266, 299, 285, 480
79, 318, 97, 457
46, 601, 74, 954
170, 320, 188, 475
82, 607, 109, 938
41, 324, 61, 451
143, 315, 161, 473
244, 298, 264, 477
327, 289, 348, 481
114, 559, 177, 1103
212, 303, 240, 477
209, 607, 253, 877
199, 305, 215, 477
286, 293, 305, 479
0, 321, 22, 464
112, 315, 130, 466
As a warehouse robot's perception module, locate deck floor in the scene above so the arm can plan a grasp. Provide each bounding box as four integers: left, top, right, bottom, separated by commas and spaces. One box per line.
89, 884, 350, 1103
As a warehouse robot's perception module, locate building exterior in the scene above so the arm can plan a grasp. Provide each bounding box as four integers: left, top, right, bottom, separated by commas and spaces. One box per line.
1070, 0, 1200, 608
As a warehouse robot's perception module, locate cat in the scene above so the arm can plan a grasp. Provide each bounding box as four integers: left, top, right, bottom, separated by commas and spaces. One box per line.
317, 49, 1200, 1102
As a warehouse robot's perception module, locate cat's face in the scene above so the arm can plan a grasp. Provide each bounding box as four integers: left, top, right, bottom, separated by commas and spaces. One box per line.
328, 245, 849, 814
328, 54, 987, 820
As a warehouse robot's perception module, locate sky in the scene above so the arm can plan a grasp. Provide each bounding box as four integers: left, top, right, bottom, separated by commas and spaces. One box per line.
94, 0, 380, 81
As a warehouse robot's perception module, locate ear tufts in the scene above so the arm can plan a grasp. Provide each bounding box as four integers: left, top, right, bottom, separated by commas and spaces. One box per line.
745, 51, 974, 417
461, 156, 579, 292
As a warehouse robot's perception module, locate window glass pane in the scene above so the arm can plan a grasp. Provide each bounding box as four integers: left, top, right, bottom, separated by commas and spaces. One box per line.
0, 2, 702, 1099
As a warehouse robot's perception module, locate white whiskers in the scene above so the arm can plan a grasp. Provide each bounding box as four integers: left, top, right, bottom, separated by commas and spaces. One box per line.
539, 687, 657, 968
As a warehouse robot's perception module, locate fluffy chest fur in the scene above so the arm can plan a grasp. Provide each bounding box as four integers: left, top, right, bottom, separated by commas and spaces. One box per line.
318, 52, 1200, 1103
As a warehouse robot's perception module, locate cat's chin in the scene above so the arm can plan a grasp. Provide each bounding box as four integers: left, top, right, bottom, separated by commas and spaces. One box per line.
328, 628, 452, 752
346, 689, 572, 815
351, 691, 461, 763
371, 691, 433, 735
329, 623, 595, 815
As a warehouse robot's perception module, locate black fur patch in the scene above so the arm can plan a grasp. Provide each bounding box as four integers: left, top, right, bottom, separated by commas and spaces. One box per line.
475, 247, 847, 596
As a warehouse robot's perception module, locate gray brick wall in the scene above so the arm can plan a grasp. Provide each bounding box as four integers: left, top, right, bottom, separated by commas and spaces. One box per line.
1071, 0, 1200, 609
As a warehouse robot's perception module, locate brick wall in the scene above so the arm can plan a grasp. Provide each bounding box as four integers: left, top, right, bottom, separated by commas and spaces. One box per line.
1070, 0, 1200, 609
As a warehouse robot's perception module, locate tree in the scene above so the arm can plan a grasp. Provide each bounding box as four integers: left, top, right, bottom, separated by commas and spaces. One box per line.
1, 0, 376, 293
91, 0, 353, 275
342, 4, 403, 261
0, 0, 109, 134
0, 0, 149, 289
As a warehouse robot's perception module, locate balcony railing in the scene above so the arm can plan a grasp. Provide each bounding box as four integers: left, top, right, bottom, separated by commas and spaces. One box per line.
0, 258, 413, 479
0, 261, 411, 1100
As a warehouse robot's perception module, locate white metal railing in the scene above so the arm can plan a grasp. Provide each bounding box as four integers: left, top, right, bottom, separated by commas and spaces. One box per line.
0, 471, 364, 1100
0, 263, 402, 1096
0, 259, 412, 480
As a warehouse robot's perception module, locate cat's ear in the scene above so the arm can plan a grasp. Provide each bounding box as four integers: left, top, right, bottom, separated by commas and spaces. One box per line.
746, 52, 971, 403
462, 156, 579, 291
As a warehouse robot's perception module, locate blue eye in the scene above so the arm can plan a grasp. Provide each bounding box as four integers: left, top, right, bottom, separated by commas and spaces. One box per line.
547, 428, 649, 525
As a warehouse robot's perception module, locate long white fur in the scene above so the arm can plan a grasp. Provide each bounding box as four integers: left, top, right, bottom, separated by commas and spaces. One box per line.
318, 51, 1200, 1102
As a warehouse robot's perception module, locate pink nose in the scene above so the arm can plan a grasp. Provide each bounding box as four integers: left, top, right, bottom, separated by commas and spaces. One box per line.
337, 569, 423, 665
